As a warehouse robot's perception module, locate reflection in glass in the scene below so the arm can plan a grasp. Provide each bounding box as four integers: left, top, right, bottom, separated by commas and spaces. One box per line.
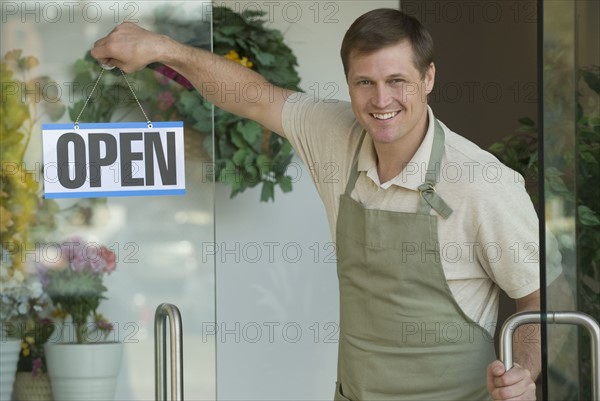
1, 2, 215, 399
543, 1, 600, 400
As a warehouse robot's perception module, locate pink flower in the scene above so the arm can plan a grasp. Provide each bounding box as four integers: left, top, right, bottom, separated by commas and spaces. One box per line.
100, 247, 116, 274
86, 245, 104, 273
95, 316, 114, 332
61, 239, 88, 272
153, 70, 170, 85
31, 358, 42, 377
157, 91, 176, 111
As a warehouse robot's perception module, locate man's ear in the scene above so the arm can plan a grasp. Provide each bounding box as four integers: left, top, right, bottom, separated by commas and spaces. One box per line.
424, 62, 435, 95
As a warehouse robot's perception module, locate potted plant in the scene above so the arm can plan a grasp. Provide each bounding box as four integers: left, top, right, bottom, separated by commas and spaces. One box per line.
38, 237, 122, 401
38, 238, 116, 344
0, 262, 54, 401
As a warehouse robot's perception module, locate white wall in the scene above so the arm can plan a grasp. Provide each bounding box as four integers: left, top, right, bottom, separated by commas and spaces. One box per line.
213, 1, 398, 400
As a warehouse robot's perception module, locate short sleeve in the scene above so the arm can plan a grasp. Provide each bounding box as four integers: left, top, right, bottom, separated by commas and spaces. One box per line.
280, 93, 365, 234
473, 173, 543, 299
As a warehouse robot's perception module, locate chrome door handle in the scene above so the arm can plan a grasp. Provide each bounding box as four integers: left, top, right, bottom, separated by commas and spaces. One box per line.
499, 311, 600, 401
155, 303, 184, 401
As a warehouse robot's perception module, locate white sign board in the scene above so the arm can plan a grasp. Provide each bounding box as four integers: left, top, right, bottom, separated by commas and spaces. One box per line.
42, 122, 186, 198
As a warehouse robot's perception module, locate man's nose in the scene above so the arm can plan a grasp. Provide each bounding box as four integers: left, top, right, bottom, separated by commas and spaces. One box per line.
372, 84, 393, 108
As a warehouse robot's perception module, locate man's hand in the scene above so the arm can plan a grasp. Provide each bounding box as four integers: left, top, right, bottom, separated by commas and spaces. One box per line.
91, 22, 170, 73
487, 360, 536, 400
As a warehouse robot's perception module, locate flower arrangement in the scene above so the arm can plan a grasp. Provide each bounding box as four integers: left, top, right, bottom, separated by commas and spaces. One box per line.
0, 262, 51, 335
1, 260, 55, 378
37, 238, 117, 344
0, 50, 63, 271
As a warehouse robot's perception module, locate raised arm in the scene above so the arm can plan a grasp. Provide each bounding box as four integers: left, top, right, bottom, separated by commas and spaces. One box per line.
91, 22, 294, 136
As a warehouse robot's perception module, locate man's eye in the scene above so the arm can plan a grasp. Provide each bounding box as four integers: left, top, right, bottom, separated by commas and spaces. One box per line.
358, 80, 371, 85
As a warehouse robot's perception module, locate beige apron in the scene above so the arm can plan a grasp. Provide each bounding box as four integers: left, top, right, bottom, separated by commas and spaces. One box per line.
334, 120, 496, 400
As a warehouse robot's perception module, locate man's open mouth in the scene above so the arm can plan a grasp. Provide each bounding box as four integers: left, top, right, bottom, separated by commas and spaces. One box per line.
371, 111, 400, 120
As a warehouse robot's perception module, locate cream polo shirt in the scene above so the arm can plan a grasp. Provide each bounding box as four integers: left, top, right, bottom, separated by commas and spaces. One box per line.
282, 93, 560, 333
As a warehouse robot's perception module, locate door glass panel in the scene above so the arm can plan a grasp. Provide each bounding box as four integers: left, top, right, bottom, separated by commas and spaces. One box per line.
1, 2, 215, 399
543, 1, 600, 400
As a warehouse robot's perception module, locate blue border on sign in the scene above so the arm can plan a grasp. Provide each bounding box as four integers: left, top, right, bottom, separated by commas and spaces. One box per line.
45, 189, 186, 199
42, 121, 184, 130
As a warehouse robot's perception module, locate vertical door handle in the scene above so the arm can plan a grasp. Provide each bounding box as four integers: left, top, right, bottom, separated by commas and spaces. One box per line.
499, 311, 600, 401
155, 303, 184, 401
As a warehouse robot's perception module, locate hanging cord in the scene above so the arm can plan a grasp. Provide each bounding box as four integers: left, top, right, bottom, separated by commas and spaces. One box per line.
74, 66, 153, 129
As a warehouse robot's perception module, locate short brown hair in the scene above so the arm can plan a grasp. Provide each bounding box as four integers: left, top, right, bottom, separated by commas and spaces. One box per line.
340, 9, 434, 79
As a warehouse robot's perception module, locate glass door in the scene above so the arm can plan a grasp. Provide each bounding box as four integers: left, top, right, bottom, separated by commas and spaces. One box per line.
542, 0, 600, 400
1, 2, 215, 399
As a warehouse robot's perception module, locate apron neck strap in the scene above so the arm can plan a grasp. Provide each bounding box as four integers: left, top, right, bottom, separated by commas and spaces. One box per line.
344, 164, 361, 197
343, 119, 453, 219
417, 119, 453, 218
344, 131, 367, 197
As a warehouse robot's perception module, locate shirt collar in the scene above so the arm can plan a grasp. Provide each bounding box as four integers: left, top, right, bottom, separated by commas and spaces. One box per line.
357, 106, 436, 191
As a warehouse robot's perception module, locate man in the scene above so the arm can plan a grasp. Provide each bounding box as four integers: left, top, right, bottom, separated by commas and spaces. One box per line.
92, 8, 540, 400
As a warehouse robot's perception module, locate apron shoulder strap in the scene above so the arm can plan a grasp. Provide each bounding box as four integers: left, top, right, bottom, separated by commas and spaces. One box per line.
417, 119, 454, 219
344, 163, 360, 197
344, 130, 367, 197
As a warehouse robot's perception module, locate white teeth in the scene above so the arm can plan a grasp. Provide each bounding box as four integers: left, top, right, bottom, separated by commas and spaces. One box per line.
371, 112, 398, 120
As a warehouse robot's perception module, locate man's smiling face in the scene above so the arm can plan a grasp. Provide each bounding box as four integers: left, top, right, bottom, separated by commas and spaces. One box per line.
347, 40, 435, 147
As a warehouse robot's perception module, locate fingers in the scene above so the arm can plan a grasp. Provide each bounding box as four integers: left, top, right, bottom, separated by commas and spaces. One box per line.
486, 360, 506, 397
90, 38, 111, 62
90, 22, 152, 73
487, 361, 536, 401
491, 380, 535, 401
90, 23, 130, 62
489, 360, 506, 377
494, 363, 530, 388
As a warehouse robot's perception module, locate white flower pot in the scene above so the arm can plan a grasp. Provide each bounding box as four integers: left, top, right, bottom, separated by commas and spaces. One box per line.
44, 342, 123, 401
0, 338, 22, 401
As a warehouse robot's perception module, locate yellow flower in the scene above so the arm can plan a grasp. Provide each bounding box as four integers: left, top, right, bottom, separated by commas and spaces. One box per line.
239, 57, 253, 68
223, 50, 253, 69
0, 206, 13, 233
224, 49, 240, 61
21, 341, 30, 356
51, 309, 68, 320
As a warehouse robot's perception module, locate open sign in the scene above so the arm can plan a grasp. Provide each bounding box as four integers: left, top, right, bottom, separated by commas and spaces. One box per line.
42, 122, 186, 198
